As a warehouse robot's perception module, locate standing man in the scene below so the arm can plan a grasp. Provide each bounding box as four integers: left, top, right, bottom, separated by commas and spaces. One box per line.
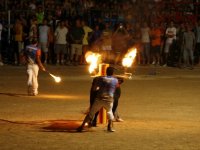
140, 22, 151, 65
150, 23, 162, 65
14, 19, 24, 65
70, 19, 85, 65
54, 21, 68, 65
29, 18, 38, 44
81, 20, 93, 64
163, 21, 176, 67
183, 26, 196, 69
0, 21, 3, 66
39, 19, 50, 64
77, 67, 118, 132
24, 40, 46, 96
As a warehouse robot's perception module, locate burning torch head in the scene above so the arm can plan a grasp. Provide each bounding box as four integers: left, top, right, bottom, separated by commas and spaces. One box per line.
49, 73, 61, 83
122, 48, 137, 68
85, 51, 102, 75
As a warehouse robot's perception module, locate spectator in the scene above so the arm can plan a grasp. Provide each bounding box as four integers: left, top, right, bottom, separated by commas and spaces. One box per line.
29, 1, 36, 11
163, 21, 176, 67
81, 20, 93, 64
36, 7, 44, 25
54, 20, 68, 65
13, 19, 24, 65
183, 25, 195, 69
133, 22, 142, 65
140, 22, 151, 65
38, 19, 50, 64
150, 23, 162, 65
69, 19, 85, 65
126, 23, 134, 48
176, 23, 185, 68
47, 26, 55, 64
89, 24, 102, 52
29, 18, 38, 43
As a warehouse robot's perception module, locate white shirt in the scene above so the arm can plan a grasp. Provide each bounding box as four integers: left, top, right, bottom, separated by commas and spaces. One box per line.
0, 23, 2, 41
54, 27, 68, 44
166, 27, 176, 44
39, 25, 49, 43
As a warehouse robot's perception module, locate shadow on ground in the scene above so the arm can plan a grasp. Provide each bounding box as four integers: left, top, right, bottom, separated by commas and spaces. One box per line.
41, 120, 83, 133
0, 119, 91, 133
0, 92, 27, 97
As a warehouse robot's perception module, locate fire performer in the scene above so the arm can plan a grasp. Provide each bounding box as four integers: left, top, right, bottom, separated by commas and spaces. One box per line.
24, 39, 46, 96
77, 67, 118, 132
90, 76, 124, 127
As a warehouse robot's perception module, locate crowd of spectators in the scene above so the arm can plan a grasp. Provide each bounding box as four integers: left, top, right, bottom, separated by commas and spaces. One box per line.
0, 0, 200, 69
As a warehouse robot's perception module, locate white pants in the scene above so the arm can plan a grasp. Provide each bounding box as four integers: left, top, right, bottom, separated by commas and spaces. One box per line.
164, 42, 172, 53
27, 64, 39, 94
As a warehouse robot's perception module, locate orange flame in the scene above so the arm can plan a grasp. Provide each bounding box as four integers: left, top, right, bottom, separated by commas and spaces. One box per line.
122, 48, 137, 68
85, 51, 101, 74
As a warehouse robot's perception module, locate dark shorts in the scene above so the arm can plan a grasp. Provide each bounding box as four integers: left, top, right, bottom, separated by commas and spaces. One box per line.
151, 45, 161, 54
54, 44, 67, 54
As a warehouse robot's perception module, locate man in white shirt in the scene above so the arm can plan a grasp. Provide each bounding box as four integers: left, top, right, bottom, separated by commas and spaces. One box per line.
140, 22, 151, 65
0, 22, 3, 66
163, 21, 176, 67
39, 19, 50, 64
54, 21, 68, 65
183, 26, 195, 69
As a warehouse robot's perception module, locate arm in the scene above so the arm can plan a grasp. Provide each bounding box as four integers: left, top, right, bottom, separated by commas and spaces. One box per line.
36, 50, 46, 71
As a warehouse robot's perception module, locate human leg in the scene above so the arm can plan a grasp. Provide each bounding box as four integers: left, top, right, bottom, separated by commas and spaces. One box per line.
32, 64, 39, 95
27, 64, 33, 95
189, 48, 194, 69
77, 99, 103, 132
104, 101, 115, 132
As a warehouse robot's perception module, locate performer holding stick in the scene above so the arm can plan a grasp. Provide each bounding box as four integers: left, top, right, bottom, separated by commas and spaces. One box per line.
24, 39, 46, 96
90, 75, 124, 127
77, 67, 118, 132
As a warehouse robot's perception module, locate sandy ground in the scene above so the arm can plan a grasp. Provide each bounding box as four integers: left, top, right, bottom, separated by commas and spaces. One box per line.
0, 65, 200, 150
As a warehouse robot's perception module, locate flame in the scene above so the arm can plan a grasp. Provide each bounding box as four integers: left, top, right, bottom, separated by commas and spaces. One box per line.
85, 51, 101, 74
122, 48, 137, 68
49, 73, 61, 83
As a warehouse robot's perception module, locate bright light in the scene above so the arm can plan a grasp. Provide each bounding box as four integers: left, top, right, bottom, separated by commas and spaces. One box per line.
85, 51, 101, 74
49, 73, 61, 83
122, 48, 137, 68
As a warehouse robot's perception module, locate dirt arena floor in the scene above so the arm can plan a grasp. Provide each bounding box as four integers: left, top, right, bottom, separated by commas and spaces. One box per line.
0, 65, 200, 150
